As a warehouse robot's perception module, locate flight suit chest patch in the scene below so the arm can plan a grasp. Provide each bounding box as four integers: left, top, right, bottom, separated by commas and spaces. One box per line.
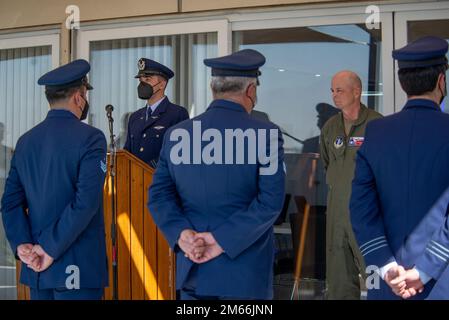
334, 136, 344, 149
348, 136, 364, 147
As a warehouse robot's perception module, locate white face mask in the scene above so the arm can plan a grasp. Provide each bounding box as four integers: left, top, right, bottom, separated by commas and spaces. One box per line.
246, 84, 257, 109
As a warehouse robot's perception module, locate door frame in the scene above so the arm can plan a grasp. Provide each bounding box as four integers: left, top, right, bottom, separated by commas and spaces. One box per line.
394, 8, 449, 110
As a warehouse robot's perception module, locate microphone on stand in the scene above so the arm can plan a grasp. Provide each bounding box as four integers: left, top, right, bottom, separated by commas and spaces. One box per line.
105, 104, 114, 121
105, 104, 118, 300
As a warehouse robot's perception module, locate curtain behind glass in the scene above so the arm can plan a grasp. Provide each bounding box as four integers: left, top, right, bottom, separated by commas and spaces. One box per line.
89, 33, 217, 148
0, 45, 52, 299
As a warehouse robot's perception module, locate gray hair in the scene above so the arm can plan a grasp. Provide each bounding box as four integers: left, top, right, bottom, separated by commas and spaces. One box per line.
211, 76, 257, 97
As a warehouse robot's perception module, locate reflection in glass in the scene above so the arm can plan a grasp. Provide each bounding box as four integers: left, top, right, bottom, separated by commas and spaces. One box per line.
235, 24, 382, 299
234, 25, 382, 155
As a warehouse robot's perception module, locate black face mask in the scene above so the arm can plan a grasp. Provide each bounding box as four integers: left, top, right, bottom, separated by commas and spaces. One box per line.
138, 81, 161, 100
440, 76, 447, 105
80, 96, 89, 121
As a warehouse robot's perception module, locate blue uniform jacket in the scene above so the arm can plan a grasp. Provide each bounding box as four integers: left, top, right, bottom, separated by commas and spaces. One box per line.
124, 97, 189, 167
403, 184, 449, 299
1, 109, 108, 289
148, 99, 285, 299
350, 99, 449, 299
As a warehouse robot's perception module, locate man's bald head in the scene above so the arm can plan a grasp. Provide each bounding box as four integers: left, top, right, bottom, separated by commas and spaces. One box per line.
332, 70, 362, 90
331, 70, 363, 111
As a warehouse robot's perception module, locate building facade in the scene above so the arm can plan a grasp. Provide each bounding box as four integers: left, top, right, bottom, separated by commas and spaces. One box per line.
0, 0, 448, 299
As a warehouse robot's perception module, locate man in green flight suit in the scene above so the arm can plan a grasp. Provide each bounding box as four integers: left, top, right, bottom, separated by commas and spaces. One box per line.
320, 70, 383, 299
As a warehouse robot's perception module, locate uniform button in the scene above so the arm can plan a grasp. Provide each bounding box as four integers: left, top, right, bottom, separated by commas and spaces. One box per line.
156, 134, 159, 138
143, 133, 146, 138
140, 147, 144, 152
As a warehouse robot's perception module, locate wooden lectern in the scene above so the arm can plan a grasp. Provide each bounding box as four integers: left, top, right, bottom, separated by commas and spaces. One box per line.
16, 150, 175, 300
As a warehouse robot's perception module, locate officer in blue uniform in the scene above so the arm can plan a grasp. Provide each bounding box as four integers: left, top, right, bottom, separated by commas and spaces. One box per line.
1, 59, 108, 300
124, 58, 189, 168
350, 36, 449, 300
148, 49, 286, 299
401, 184, 449, 299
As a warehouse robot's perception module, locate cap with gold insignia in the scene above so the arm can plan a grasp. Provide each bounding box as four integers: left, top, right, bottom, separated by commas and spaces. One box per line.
37, 59, 93, 92
134, 58, 174, 80
392, 36, 448, 69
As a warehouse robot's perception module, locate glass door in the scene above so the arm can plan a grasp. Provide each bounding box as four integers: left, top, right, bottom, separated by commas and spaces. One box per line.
394, 9, 449, 111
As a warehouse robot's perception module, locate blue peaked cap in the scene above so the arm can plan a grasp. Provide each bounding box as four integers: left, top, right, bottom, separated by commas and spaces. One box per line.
204, 49, 266, 78
38, 59, 93, 91
392, 36, 448, 69
135, 58, 174, 80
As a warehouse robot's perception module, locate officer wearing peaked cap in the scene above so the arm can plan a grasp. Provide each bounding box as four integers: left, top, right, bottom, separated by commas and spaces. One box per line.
148, 49, 286, 299
1, 59, 108, 300
124, 58, 189, 168
350, 36, 449, 299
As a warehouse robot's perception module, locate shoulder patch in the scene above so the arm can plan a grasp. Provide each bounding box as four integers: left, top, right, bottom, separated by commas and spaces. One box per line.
100, 160, 107, 173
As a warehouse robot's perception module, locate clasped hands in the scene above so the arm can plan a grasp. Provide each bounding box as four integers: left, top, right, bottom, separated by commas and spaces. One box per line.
384, 265, 424, 299
178, 229, 224, 264
17, 243, 54, 273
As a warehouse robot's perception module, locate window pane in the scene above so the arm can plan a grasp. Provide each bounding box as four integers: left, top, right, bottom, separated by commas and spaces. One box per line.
234, 24, 382, 299
89, 33, 217, 148
234, 25, 382, 155
0, 45, 52, 299
407, 19, 449, 112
